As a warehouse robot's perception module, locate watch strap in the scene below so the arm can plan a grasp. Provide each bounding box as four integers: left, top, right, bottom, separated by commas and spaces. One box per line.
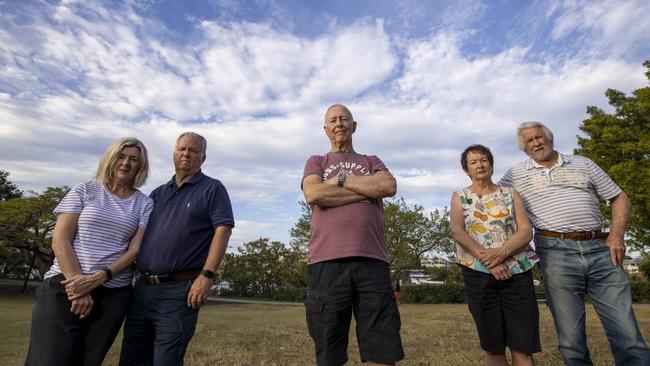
201, 269, 216, 279
338, 174, 346, 187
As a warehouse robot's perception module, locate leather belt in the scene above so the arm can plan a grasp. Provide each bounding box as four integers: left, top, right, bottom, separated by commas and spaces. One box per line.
137, 270, 201, 285
535, 229, 608, 240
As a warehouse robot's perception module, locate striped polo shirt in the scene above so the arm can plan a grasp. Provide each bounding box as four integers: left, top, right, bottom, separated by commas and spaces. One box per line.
46, 180, 154, 288
498, 153, 621, 232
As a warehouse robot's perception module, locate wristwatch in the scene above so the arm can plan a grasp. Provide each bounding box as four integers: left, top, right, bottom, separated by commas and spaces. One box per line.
200, 269, 216, 279
338, 174, 346, 187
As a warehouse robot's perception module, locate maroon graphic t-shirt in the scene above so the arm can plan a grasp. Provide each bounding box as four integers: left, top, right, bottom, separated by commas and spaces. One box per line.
302, 152, 390, 264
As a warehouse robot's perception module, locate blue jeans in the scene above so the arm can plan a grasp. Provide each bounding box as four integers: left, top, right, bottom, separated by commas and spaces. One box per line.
535, 235, 650, 366
118, 279, 199, 366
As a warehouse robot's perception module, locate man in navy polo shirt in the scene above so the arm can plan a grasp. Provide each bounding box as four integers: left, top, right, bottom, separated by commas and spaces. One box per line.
119, 131, 234, 366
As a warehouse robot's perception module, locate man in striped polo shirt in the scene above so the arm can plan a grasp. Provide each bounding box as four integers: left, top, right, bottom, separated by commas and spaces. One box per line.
499, 121, 649, 366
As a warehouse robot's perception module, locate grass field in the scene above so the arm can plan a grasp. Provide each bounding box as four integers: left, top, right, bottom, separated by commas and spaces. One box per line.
2, 292, 649, 365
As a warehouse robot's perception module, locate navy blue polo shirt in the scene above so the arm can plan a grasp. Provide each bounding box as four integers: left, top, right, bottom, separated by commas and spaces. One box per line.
136, 170, 234, 273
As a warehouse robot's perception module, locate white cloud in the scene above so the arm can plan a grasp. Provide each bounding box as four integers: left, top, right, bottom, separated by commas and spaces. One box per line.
0, 0, 647, 244
549, 0, 650, 57
229, 219, 275, 249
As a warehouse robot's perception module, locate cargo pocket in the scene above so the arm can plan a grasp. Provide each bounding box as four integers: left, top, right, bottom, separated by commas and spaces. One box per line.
305, 295, 325, 345
361, 293, 401, 336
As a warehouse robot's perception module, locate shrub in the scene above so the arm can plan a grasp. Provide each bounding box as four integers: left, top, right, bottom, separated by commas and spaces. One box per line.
631, 279, 650, 303
640, 257, 650, 280
400, 283, 465, 304
272, 287, 307, 302
215, 286, 307, 302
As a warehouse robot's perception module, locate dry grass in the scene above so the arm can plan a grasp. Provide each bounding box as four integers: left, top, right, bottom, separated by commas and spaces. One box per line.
2, 293, 649, 365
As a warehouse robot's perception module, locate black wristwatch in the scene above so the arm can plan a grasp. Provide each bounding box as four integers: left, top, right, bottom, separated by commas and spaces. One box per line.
200, 269, 216, 279
338, 174, 346, 187
102, 267, 113, 282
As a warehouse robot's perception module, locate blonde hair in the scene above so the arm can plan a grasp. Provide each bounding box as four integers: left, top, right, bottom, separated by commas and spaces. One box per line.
516, 121, 554, 150
95, 137, 149, 187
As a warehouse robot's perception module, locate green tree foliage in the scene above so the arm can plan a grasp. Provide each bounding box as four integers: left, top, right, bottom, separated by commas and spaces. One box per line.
0, 170, 22, 201
285, 201, 312, 288
640, 257, 650, 280
384, 198, 454, 280
288, 200, 311, 257
0, 186, 69, 277
574, 60, 650, 251
424, 265, 462, 284
399, 283, 465, 304
221, 237, 305, 297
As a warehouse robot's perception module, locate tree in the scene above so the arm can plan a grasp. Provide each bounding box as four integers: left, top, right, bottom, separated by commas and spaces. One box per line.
221, 237, 294, 297
0, 186, 69, 278
384, 198, 455, 280
288, 200, 311, 256
0, 170, 22, 201
574, 60, 650, 251
640, 257, 650, 280
285, 201, 312, 288
424, 265, 462, 284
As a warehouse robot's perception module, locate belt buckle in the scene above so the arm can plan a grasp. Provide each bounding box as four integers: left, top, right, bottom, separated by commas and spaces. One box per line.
141, 272, 161, 285
150, 274, 160, 285
589, 231, 596, 240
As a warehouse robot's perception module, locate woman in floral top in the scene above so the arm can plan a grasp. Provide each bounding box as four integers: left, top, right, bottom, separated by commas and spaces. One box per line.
450, 144, 540, 366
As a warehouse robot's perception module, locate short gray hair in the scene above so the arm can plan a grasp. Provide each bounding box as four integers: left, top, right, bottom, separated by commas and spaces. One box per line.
176, 132, 207, 156
516, 121, 554, 151
324, 104, 354, 123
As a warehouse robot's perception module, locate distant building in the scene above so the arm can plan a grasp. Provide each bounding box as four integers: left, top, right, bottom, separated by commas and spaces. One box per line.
408, 270, 443, 285
211, 280, 231, 294
623, 258, 642, 275
421, 256, 451, 268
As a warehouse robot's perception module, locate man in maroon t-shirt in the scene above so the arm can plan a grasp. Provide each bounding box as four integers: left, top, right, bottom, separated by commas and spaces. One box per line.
302, 104, 404, 366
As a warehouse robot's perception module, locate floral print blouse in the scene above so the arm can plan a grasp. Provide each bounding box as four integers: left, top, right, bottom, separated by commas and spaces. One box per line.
455, 187, 538, 274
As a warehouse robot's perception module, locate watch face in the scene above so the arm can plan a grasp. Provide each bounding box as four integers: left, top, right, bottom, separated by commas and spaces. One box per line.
201, 270, 215, 279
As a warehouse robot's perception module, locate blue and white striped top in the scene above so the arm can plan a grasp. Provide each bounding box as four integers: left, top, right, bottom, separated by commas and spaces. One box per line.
46, 181, 154, 288
498, 153, 621, 232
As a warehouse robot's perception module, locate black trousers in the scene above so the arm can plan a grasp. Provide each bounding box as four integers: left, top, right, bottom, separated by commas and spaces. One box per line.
305, 258, 404, 366
25, 274, 133, 366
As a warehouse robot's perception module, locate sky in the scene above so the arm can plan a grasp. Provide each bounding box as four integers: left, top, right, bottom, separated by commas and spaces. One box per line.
1, 0, 649, 250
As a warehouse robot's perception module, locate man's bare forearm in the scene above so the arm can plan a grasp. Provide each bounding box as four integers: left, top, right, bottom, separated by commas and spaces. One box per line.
343, 171, 396, 199
304, 175, 367, 208
306, 183, 367, 208
609, 191, 630, 238
316, 191, 367, 208
203, 226, 232, 271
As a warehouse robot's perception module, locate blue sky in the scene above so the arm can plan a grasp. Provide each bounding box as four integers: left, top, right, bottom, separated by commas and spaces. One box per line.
1, 0, 648, 249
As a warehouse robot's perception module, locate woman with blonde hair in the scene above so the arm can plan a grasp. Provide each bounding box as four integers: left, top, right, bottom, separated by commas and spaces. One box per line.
26, 137, 154, 366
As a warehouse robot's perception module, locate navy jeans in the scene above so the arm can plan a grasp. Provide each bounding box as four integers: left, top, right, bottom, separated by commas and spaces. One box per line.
535, 235, 650, 366
118, 279, 199, 366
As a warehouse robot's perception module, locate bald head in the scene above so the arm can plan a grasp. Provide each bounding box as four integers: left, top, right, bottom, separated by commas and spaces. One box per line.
324, 104, 354, 123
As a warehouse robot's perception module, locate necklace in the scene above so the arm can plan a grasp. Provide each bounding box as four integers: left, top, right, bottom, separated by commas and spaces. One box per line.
470, 185, 496, 198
